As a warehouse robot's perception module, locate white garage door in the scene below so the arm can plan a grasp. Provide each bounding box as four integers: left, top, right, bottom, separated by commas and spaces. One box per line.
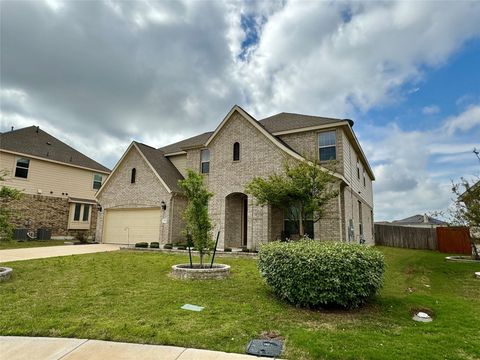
103, 208, 161, 245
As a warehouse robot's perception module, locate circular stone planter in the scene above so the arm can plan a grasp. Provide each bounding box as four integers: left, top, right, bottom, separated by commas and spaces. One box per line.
171, 264, 230, 280
445, 256, 480, 263
0, 267, 13, 282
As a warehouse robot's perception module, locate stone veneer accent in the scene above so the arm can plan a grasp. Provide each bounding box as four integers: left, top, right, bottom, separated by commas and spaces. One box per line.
6, 194, 97, 238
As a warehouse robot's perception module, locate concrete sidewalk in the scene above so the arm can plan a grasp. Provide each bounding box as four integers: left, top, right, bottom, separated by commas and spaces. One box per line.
0, 336, 277, 360
0, 244, 120, 263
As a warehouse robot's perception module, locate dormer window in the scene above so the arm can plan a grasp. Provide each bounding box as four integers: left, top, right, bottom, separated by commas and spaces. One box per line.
201, 149, 210, 174
131, 168, 136, 183
233, 142, 240, 161
318, 131, 336, 161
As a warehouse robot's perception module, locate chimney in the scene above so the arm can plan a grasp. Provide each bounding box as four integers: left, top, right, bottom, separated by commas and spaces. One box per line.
423, 214, 428, 223
36, 126, 39, 133
11, 126, 14, 131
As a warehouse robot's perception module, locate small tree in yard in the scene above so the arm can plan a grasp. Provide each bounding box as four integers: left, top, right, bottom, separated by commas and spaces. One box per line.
178, 169, 214, 267
245, 159, 339, 237
448, 149, 480, 259
0, 170, 22, 241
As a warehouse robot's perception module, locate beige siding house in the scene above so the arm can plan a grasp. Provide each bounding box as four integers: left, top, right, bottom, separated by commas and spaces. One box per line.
96, 105, 375, 249
0, 126, 110, 239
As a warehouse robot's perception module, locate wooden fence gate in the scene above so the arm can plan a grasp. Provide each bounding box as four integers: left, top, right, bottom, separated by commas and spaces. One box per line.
436, 227, 471, 254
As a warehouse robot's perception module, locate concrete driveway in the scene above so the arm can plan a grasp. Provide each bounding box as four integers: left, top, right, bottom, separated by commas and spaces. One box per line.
0, 337, 274, 360
0, 244, 120, 263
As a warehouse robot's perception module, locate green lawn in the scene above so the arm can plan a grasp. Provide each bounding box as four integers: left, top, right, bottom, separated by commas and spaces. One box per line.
0, 247, 478, 360
0, 239, 69, 250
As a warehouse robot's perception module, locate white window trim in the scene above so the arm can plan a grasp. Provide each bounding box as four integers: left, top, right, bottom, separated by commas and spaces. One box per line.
200, 149, 210, 174
72, 203, 91, 223
318, 130, 337, 162
93, 173, 103, 190
14, 157, 30, 179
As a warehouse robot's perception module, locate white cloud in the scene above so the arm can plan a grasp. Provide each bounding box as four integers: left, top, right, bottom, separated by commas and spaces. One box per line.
362, 105, 480, 221
422, 105, 440, 115
238, 1, 480, 117
443, 105, 480, 134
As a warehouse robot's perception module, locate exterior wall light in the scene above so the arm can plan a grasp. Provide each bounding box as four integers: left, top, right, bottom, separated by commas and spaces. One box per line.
161, 201, 167, 211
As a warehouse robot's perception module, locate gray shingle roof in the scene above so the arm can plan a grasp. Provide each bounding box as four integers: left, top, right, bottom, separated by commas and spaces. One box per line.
159, 112, 349, 154
134, 142, 184, 193
259, 112, 352, 133
0, 126, 110, 173
159, 132, 213, 154
393, 214, 447, 225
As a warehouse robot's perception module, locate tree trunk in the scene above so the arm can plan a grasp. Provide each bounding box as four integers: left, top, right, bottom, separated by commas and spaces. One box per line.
299, 205, 305, 237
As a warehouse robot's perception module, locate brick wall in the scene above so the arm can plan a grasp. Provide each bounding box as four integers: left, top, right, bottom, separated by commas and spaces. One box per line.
96, 146, 173, 243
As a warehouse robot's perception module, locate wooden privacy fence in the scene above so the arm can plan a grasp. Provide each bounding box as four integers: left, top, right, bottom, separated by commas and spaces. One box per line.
374, 224, 437, 250
436, 227, 471, 254
375, 224, 472, 253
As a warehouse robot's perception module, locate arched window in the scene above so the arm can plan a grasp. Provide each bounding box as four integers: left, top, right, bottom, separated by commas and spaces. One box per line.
131, 168, 136, 183
233, 142, 240, 161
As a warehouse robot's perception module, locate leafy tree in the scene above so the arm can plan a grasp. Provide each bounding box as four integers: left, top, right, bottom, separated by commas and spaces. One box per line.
245, 159, 339, 237
449, 149, 480, 258
178, 169, 214, 267
0, 170, 23, 241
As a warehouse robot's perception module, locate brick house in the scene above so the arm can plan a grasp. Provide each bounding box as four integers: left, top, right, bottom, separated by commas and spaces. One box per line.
0, 126, 110, 239
95, 105, 375, 249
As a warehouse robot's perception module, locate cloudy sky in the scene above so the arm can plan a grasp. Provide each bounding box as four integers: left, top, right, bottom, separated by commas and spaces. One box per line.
1, 0, 479, 221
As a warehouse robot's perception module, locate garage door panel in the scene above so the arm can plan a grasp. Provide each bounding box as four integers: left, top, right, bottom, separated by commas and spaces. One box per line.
104, 208, 161, 244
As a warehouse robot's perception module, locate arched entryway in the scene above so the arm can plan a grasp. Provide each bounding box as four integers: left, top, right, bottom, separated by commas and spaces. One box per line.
224, 193, 248, 248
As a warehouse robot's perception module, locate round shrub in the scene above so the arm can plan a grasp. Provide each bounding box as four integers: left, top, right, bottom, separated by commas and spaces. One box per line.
135, 242, 149, 248
150, 242, 159, 248
224, 247, 232, 252
163, 243, 173, 249
258, 241, 385, 308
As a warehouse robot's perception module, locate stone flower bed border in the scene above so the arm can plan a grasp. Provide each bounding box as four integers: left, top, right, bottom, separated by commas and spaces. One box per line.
170, 263, 231, 280
120, 246, 258, 258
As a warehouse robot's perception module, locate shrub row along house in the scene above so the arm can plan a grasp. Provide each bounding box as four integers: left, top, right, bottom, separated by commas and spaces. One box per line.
95, 105, 375, 249
0, 126, 110, 239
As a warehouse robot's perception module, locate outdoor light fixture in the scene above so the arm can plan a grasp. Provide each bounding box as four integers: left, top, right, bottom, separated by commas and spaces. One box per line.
97, 204, 102, 212
161, 201, 167, 210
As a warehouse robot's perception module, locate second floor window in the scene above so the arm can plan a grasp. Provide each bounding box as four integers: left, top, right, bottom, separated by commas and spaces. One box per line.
131, 168, 136, 183
356, 160, 360, 179
201, 149, 210, 174
15, 157, 30, 178
318, 131, 336, 161
363, 170, 366, 187
93, 173, 103, 190
233, 142, 240, 161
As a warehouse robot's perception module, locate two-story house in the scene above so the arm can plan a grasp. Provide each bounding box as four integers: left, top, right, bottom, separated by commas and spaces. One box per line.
0, 126, 110, 239
95, 105, 374, 249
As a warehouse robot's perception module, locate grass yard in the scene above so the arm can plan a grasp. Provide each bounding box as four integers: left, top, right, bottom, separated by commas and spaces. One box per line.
0, 247, 479, 360
0, 239, 68, 250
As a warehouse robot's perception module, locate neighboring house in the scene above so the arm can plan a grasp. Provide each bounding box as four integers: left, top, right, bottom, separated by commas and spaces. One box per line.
391, 214, 448, 228
0, 126, 110, 239
96, 105, 375, 249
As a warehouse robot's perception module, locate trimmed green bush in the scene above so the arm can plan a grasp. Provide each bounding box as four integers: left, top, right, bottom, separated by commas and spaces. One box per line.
150, 242, 159, 248
224, 247, 232, 252
135, 242, 149, 248
163, 243, 173, 249
258, 240, 385, 308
